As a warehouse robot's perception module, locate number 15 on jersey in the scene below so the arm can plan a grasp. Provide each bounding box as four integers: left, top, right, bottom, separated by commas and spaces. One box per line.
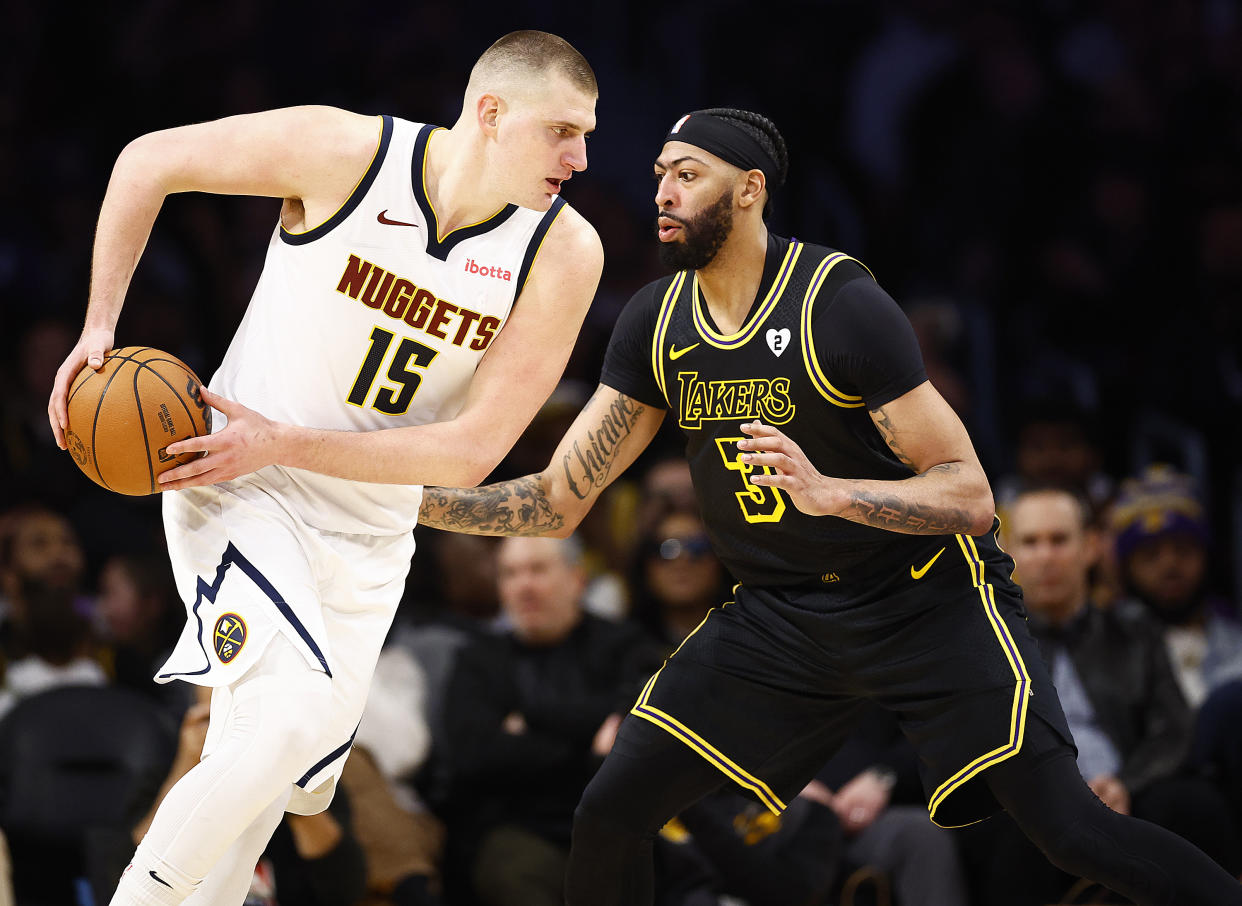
347, 326, 439, 416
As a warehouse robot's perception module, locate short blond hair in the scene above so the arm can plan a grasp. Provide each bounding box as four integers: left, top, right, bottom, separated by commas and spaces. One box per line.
469, 30, 597, 97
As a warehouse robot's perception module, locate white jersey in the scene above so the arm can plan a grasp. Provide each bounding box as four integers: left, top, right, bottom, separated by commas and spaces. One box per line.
209, 115, 568, 535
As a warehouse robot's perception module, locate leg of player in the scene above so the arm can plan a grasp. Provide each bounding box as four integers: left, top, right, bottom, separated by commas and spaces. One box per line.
986, 719, 1242, 906
111, 636, 333, 905
565, 716, 729, 906
182, 790, 290, 904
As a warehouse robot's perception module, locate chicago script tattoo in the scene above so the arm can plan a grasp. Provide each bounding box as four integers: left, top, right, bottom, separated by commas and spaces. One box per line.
562, 393, 646, 500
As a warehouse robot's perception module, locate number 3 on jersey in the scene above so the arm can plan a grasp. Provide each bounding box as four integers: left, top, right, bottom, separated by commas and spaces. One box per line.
714, 437, 786, 523
347, 326, 438, 415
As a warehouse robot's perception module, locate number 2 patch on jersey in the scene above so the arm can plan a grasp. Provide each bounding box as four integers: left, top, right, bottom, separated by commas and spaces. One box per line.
213, 613, 247, 664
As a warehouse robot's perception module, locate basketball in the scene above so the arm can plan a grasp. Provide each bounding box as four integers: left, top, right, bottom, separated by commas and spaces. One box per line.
64, 347, 213, 496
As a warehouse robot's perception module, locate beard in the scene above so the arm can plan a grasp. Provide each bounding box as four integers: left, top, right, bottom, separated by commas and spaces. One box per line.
1124, 574, 1206, 626
656, 188, 734, 271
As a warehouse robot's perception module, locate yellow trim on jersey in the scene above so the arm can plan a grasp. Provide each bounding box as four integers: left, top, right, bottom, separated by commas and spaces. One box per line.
651, 272, 686, 405
282, 115, 386, 237
800, 252, 867, 408
519, 203, 567, 289
992, 516, 1009, 554
690, 241, 803, 349
628, 601, 789, 816
927, 533, 1032, 828
420, 128, 509, 243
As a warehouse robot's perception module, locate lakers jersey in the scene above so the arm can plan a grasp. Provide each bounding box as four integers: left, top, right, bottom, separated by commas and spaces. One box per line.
602, 233, 1003, 591
209, 116, 567, 535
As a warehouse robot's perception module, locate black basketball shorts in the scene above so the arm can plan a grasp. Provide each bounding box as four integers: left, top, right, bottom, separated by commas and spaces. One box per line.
629, 533, 1075, 828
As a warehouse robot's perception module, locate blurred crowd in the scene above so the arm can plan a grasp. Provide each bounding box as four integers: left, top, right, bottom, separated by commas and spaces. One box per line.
2, 0, 1241, 904
3, 451, 1242, 906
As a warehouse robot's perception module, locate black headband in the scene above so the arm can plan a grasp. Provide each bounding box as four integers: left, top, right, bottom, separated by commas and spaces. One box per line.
664, 111, 782, 187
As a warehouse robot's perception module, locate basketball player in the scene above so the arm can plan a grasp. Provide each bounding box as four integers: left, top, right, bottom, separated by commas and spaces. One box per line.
413, 109, 1242, 905
46, 31, 602, 906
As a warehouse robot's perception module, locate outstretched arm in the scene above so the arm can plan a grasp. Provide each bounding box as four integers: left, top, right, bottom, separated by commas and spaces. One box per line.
738, 380, 995, 535
48, 106, 383, 448
417, 383, 665, 536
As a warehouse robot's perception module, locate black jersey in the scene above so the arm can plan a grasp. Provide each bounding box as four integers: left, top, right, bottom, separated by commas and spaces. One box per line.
603, 233, 1002, 591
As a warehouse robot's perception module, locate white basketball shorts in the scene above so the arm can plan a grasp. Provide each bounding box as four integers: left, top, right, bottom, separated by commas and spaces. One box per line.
156, 475, 415, 800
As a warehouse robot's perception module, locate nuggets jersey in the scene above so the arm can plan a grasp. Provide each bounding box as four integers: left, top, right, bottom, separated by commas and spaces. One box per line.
209, 115, 567, 535
602, 233, 1012, 592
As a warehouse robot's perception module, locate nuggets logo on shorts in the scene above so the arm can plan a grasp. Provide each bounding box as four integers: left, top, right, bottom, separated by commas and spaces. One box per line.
213, 613, 247, 664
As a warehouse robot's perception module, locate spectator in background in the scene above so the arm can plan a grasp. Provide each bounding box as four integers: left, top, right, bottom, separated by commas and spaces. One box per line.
348, 637, 447, 906
606, 455, 699, 596
965, 486, 1241, 905
1111, 465, 1242, 852
0, 504, 105, 719
501, 380, 630, 621
634, 457, 697, 542
994, 397, 1115, 517
993, 397, 1120, 605
95, 552, 191, 717
0, 319, 80, 512
629, 509, 732, 650
388, 530, 501, 807
0, 503, 91, 666
432, 535, 662, 906
338, 744, 447, 906
414, 531, 503, 626
0, 582, 106, 722
1112, 464, 1242, 708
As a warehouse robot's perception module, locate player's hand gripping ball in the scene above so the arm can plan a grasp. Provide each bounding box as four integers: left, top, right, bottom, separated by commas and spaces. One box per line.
64, 347, 212, 495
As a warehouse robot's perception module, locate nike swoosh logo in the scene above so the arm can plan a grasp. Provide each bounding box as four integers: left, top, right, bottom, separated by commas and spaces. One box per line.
669, 343, 700, 360
910, 546, 946, 580
377, 210, 420, 228
149, 871, 172, 889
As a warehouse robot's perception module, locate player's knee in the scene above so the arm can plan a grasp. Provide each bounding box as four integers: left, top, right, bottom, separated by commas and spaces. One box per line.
574, 761, 661, 838
234, 674, 332, 768
1033, 817, 1111, 880
570, 802, 649, 861
263, 701, 327, 762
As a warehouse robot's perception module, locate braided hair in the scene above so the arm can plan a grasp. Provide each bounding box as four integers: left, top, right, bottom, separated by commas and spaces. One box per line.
696, 107, 789, 219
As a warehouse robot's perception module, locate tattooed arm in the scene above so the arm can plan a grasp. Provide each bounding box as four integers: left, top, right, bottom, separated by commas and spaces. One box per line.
418, 383, 666, 537
738, 381, 995, 535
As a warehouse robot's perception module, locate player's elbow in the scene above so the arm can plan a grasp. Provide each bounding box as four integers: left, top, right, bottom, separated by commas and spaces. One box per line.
966, 486, 996, 536
454, 456, 499, 489
115, 132, 183, 197
114, 135, 159, 186
454, 441, 518, 488
967, 510, 995, 537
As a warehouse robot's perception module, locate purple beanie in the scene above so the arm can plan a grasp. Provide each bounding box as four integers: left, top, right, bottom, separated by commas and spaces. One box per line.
1111, 464, 1210, 561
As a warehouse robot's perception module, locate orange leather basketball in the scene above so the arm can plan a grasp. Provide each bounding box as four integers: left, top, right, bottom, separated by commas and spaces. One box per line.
64, 347, 212, 496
